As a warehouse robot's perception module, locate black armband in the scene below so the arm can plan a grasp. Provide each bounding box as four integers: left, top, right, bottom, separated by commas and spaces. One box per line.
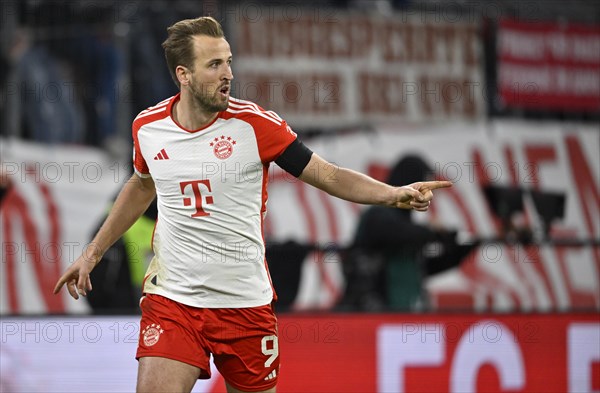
275, 139, 313, 177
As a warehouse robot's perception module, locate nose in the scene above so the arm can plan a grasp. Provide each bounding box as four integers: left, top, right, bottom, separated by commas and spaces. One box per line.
223, 64, 233, 81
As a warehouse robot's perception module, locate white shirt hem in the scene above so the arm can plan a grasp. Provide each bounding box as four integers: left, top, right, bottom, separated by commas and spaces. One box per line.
143, 288, 274, 309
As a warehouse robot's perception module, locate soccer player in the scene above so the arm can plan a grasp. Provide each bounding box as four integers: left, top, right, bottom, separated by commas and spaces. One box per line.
54, 16, 452, 393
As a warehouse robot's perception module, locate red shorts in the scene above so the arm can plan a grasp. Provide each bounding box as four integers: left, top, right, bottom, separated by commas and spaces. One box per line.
136, 294, 279, 392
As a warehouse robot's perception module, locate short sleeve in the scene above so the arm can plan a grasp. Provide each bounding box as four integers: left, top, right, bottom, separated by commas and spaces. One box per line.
255, 119, 298, 163
132, 123, 150, 178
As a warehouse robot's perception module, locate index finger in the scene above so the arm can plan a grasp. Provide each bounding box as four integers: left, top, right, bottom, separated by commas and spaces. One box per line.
422, 180, 453, 190
53, 275, 68, 294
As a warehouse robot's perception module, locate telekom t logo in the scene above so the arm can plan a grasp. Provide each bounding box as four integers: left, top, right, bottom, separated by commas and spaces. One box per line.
179, 179, 214, 217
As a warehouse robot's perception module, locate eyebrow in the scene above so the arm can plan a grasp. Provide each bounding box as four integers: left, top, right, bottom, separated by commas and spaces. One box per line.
207, 56, 232, 64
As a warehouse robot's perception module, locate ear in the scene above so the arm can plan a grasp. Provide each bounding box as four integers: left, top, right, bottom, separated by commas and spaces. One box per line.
176, 65, 190, 86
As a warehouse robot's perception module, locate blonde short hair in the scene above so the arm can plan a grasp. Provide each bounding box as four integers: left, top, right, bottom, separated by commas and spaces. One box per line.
162, 16, 225, 88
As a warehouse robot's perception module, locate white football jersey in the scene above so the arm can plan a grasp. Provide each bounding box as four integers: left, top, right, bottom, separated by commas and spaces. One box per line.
132, 94, 297, 308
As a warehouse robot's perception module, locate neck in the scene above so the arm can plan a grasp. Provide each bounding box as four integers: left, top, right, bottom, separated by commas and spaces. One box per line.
173, 90, 218, 130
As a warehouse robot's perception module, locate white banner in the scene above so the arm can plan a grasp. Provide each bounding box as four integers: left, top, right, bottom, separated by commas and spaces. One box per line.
0, 139, 127, 314
1, 120, 598, 313
265, 120, 599, 311
229, 10, 485, 128
0, 317, 219, 392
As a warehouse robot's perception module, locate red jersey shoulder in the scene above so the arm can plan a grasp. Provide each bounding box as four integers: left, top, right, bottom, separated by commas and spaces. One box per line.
224, 97, 291, 133
224, 97, 297, 163
132, 96, 173, 132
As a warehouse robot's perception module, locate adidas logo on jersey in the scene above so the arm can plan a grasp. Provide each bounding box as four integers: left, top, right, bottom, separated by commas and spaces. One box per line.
264, 369, 277, 381
153, 148, 170, 160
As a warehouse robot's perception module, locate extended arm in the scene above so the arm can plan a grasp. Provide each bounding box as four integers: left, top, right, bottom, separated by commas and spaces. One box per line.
54, 173, 156, 299
298, 153, 451, 210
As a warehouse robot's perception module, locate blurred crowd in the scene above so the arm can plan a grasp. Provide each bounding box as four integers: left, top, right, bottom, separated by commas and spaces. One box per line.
0, 1, 187, 155
1, 0, 597, 155
0, 0, 406, 153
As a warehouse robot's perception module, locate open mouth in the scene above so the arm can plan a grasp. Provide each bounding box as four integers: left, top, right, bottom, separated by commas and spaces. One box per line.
219, 85, 230, 96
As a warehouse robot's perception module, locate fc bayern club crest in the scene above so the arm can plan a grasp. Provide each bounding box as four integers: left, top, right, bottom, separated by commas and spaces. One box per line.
210, 135, 236, 160
142, 323, 164, 346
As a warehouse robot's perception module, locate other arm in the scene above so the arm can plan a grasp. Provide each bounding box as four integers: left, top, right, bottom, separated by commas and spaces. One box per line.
298, 153, 452, 210
53, 173, 156, 299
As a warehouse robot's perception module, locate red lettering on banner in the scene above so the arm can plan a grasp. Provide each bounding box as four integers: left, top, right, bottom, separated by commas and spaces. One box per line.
359, 73, 407, 115
381, 22, 410, 62
429, 151, 482, 310
238, 72, 341, 116
433, 170, 476, 233
317, 190, 342, 307
366, 163, 389, 183
293, 182, 340, 309
1, 182, 64, 313
293, 182, 317, 249
565, 135, 600, 238
503, 145, 519, 183
554, 237, 598, 308
38, 183, 64, 311
238, 15, 478, 66
358, 74, 476, 118
502, 145, 542, 308
523, 143, 598, 308
565, 135, 600, 268
2, 189, 19, 312
518, 144, 559, 307
524, 144, 557, 188
234, 13, 482, 126
454, 149, 523, 309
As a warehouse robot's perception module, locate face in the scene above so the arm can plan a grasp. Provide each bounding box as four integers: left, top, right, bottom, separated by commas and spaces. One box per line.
178, 35, 233, 112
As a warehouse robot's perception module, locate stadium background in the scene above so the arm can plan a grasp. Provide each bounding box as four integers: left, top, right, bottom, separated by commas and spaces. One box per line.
0, 0, 598, 392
